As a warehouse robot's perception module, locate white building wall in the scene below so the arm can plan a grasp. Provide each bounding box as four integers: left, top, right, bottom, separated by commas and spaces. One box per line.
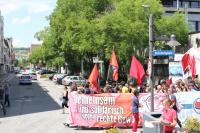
189, 32, 200, 50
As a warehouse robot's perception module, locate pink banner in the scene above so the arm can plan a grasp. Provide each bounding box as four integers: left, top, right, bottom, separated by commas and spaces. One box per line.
68, 92, 168, 128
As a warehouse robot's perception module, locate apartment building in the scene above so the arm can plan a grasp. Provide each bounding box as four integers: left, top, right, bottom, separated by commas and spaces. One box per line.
161, 0, 200, 31
0, 11, 15, 73
0, 11, 4, 73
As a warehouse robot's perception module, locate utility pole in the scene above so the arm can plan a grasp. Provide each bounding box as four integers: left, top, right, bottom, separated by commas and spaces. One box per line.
177, 0, 179, 10
149, 14, 154, 112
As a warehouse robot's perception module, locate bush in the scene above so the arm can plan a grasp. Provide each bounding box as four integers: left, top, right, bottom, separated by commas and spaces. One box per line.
40, 74, 48, 78
184, 117, 200, 132
105, 128, 127, 133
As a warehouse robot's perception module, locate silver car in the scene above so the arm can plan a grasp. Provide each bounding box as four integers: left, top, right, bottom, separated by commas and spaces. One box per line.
30, 73, 37, 80
19, 74, 32, 84
62, 76, 86, 86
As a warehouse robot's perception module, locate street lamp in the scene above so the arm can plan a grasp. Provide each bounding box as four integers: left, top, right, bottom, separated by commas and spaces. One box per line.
143, 4, 154, 112
166, 34, 181, 52
143, 5, 181, 112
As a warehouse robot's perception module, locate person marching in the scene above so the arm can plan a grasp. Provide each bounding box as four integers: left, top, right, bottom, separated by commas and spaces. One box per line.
132, 90, 141, 132
62, 85, 69, 114
162, 99, 177, 133
168, 84, 182, 128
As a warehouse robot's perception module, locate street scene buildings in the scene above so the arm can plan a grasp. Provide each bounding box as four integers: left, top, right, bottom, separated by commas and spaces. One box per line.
0, 11, 14, 74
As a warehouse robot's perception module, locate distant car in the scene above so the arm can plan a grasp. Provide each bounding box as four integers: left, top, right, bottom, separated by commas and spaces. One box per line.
52, 74, 65, 83
62, 76, 70, 85
52, 74, 60, 82
30, 73, 37, 80
38, 70, 57, 75
19, 74, 32, 84
57, 74, 68, 84
63, 76, 86, 86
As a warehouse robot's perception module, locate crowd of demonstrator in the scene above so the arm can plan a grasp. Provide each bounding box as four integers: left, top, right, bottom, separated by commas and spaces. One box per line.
61, 76, 199, 133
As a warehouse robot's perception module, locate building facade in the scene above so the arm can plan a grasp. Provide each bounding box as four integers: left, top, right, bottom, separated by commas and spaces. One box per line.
161, 0, 200, 31
4, 38, 15, 72
0, 11, 4, 73
0, 11, 15, 73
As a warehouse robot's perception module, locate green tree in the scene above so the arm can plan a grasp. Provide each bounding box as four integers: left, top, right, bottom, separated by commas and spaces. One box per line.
34, 0, 190, 75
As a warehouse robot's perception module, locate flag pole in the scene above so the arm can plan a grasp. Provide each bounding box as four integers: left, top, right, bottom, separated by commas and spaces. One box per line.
107, 65, 110, 81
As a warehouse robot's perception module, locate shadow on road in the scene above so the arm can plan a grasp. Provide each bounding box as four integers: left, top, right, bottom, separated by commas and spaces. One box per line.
0, 75, 61, 118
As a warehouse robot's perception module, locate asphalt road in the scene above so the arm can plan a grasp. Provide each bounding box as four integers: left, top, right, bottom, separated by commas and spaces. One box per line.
0, 75, 105, 133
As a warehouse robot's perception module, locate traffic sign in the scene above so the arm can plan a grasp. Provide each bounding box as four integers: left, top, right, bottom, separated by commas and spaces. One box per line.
152, 50, 175, 57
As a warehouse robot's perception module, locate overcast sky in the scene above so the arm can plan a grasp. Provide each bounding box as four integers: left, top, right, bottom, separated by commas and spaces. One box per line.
0, 0, 56, 48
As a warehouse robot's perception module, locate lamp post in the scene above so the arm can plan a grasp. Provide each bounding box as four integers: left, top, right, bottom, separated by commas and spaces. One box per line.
166, 34, 181, 52
149, 14, 154, 112
143, 5, 181, 112
143, 4, 154, 112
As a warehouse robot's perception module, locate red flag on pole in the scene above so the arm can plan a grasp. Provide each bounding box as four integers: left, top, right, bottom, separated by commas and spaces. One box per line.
109, 48, 119, 81
190, 56, 196, 80
88, 64, 99, 92
181, 53, 190, 72
167, 78, 172, 86
129, 56, 145, 85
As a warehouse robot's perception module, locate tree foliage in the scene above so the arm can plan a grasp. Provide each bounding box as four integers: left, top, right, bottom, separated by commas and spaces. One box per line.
31, 0, 190, 74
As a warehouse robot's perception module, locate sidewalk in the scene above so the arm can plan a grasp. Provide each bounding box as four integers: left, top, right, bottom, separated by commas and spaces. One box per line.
0, 73, 15, 82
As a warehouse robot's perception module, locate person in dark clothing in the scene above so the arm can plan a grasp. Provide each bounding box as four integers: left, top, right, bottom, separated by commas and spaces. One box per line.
4, 81, 10, 107
62, 86, 68, 114
82, 83, 91, 94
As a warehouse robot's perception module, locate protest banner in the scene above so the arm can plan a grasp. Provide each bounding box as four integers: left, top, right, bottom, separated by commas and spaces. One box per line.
68, 92, 168, 128
175, 92, 200, 123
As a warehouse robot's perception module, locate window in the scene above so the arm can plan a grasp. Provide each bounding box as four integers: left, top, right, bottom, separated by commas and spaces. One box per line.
181, 1, 189, 8
191, 1, 199, 8
189, 21, 196, 31
198, 21, 200, 31
73, 77, 78, 80
173, 0, 180, 8
196, 38, 200, 48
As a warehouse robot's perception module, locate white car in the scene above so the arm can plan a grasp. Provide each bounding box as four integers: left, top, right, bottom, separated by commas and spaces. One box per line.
62, 76, 86, 86
19, 74, 32, 84
30, 73, 37, 80
62, 76, 70, 85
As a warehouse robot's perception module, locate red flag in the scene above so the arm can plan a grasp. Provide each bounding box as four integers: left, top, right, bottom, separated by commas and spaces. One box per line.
88, 64, 99, 92
109, 48, 119, 81
190, 56, 196, 80
181, 53, 190, 71
129, 56, 145, 85
167, 78, 172, 86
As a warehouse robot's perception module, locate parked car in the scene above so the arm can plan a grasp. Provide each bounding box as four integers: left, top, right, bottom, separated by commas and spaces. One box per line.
19, 74, 32, 85
48, 74, 56, 80
57, 74, 68, 85
38, 70, 57, 75
62, 76, 70, 85
63, 76, 86, 86
30, 73, 37, 80
52, 74, 63, 82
